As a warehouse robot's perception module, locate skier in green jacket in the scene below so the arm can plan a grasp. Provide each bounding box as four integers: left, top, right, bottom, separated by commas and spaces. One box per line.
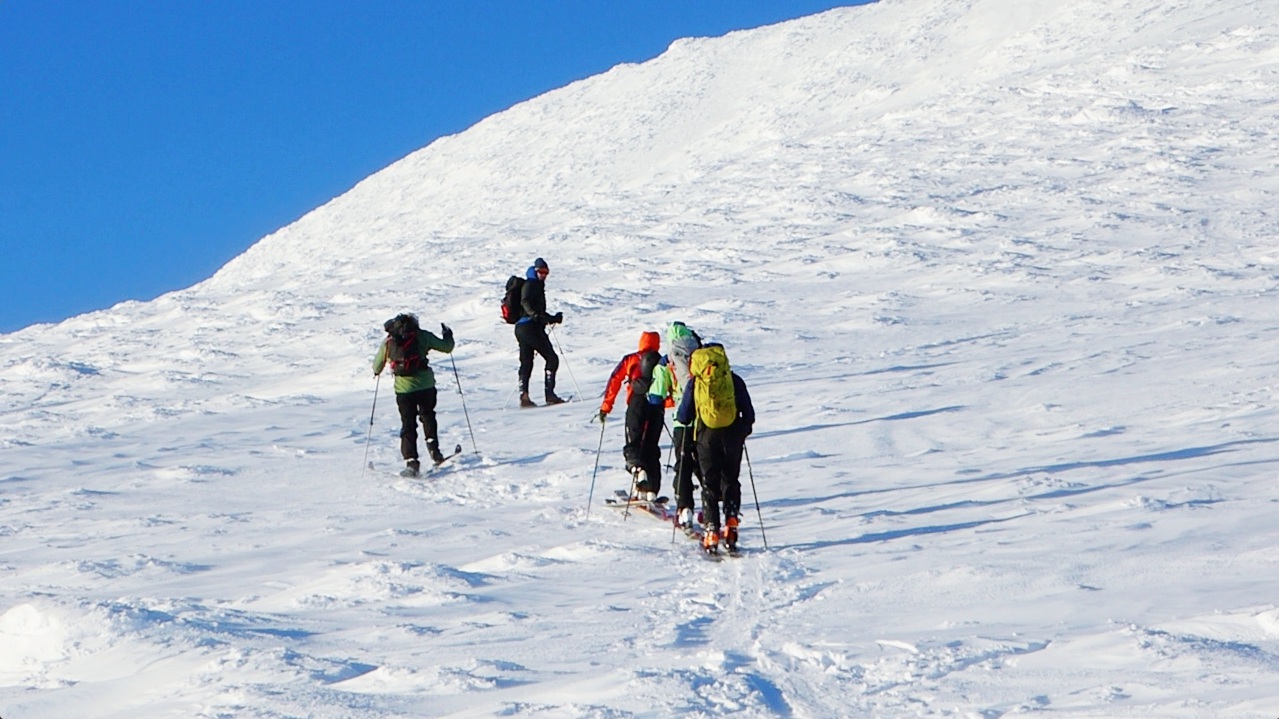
373, 313, 455, 477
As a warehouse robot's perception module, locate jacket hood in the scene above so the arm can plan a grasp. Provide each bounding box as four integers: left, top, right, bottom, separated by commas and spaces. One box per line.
638, 331, 660, 353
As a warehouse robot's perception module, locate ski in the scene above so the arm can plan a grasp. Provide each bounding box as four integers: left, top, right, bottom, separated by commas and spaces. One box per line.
396, 444, 464, 479
425, 444, 465, 474
520, 395, 575, 409
605, 490, 744, 559
438, 443, 464, 465
612, 488, 669, 503
604, 491, 670, 522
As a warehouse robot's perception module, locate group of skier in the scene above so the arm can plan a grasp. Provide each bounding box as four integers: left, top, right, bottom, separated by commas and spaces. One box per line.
598, 321, 755, 552
372, 257, 756, 553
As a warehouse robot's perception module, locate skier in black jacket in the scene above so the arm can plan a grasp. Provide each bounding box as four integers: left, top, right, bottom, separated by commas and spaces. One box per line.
514, 257, 566, 407
675, 343, 755, 553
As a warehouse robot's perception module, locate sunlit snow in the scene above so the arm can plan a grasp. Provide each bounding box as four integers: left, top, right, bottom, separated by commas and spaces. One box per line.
3, 0, 1279, 716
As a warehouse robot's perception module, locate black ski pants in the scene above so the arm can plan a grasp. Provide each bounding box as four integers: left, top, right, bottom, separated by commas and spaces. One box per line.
696, 424, 744, 530
514, 321, 559, 391
396, 387, 439, 460
623, 399, 664, 494
671, 425, 701, 511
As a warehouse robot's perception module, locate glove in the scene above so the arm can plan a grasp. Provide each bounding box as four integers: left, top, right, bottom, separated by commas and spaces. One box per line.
441, 322, 453, 340
597, 409, 608, 423
551, 311, 564, 325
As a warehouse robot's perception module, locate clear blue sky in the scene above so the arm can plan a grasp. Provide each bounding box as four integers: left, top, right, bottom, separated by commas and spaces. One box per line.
0, 1, 867, 334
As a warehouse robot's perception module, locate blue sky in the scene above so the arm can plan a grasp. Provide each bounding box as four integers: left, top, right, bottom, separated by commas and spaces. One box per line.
0, 1, 866, 334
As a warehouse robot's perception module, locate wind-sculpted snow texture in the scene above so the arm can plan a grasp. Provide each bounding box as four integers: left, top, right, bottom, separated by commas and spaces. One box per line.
4, 0, 1279, 716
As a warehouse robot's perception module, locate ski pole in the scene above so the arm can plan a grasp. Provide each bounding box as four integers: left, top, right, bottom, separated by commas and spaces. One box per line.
449, 353, 479, 456
743, 444, 769, 550
662, 421, 675, 470
586, 416, 607, 518
360, 374, 381, 480
622, 467, 639, 522
548, 325, 583, 399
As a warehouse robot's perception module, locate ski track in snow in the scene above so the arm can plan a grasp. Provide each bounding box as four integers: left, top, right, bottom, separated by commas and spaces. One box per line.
5, 0, 1279, 716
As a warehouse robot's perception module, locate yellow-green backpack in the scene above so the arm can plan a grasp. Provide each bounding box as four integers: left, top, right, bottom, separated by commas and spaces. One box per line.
691, 345, 737, 429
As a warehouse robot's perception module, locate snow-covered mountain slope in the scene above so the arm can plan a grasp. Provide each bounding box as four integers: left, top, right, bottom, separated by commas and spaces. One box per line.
4, 0, 1279, 716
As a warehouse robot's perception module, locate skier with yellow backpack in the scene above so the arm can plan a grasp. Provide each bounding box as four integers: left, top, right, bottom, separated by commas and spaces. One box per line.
674, 342, 755, 553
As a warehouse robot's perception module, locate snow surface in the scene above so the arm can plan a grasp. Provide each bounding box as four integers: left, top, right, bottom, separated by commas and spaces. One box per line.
4, 0, 1279, 716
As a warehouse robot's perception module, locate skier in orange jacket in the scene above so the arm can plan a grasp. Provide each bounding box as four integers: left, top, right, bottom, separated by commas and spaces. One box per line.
598, 331, 664, 500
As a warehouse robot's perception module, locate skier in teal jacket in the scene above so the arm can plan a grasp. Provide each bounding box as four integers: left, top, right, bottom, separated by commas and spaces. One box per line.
651, 322, 703, 528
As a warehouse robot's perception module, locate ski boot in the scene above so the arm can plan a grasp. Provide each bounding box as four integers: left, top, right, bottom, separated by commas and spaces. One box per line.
427, 440, 446, 465
630, 469, 656, 502
399, 459, 421, 478
677, 508, 695, 530
724, 516, 740, 553
519, 391, 537, 408
544, 370, 567, 405
702, 525, 720, 554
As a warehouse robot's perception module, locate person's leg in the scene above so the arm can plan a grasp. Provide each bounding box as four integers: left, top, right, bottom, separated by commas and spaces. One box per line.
530, 327, 563, 402
534, 328, 559, 374
623, 398, 644, 481
396, 392, 418, 460
673, 425, 698, 526
414, 388, 442, 462
640, 407, 663, 496
673, 426, 694, 510
696, 430, 724, 531
722, 433, 744, 520
515, 324, 536, 405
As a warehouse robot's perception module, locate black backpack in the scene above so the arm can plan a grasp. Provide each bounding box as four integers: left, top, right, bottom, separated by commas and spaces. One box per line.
383, 314, 427, 376
501, 275, 525, 324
